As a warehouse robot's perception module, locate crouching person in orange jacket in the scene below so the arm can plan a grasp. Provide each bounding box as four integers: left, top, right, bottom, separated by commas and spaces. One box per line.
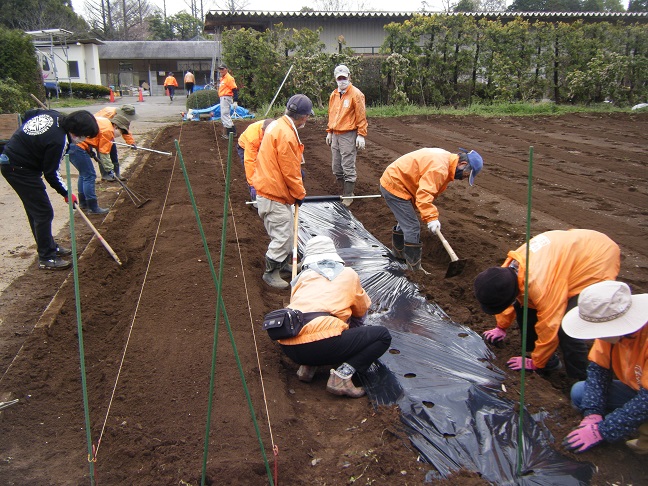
473, 229, 620, 380
278, 236, 392, 398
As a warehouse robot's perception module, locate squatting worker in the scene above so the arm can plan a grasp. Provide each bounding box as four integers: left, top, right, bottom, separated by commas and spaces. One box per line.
379, 148, 483, 271
217, 64, 238, 139
279, 236, 392, 398
94, 104, 138, 181
325, 64, 367, 207
251, 94, 313, 290
163, 72, 178, 102
0, 109, 99, 270
474, 229, 621, 380
561, 281, 648, 455
237, 118, 273, 204
184, 70, 195, 97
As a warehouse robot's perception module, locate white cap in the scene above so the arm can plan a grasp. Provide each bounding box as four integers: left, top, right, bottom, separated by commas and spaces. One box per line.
302, 236, 344, 266
334, 65, 350, 79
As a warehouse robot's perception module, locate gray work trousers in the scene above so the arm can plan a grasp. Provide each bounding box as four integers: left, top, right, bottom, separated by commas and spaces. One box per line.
220, 96, 234, 128
331, 130, 357, 182
380, 185, 421, 244
256, 195, 294, 262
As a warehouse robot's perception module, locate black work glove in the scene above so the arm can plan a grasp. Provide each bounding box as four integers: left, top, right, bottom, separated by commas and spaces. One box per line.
294, 198, 303, 207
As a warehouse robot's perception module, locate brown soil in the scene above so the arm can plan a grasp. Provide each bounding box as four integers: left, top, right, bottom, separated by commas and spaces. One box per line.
0, 113, 647, 485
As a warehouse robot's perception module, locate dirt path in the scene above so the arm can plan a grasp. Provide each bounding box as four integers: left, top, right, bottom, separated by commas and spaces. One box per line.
0, 113, 646, 485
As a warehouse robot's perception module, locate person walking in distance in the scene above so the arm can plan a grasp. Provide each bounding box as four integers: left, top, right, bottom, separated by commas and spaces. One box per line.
325, 64, 367, 207
0, 109, 99, 270
380, 147, 483, 271
474, 229, 621, 380
251, 94, 313, 289
164, 72, 178, 102
277, 236, 392, 398
184, 70, 195, 97
217, 64, 238, 139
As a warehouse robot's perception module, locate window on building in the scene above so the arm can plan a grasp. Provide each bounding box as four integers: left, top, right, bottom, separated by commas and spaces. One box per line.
68, 61, 80, 78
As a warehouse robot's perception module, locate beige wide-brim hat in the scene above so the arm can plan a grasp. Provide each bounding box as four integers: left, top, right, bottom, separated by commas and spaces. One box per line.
562, 280, 648, 339
302, 235, 344, 266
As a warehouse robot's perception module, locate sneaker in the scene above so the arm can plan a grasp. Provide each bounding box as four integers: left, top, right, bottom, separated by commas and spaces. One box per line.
39, 257, 72, 270
56, 245, 72, 257
297, 365, 316, 383
326, 369, 365, 398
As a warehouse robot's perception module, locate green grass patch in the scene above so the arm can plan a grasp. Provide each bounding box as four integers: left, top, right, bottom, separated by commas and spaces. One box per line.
47, 97, 108, 109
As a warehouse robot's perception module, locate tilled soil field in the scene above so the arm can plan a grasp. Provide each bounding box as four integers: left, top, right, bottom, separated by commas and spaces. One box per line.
0, 113, 646, 485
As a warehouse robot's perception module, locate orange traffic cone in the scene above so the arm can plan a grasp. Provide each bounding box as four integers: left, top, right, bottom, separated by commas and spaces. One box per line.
109, 88, 115, 103
137, 87, 144, 103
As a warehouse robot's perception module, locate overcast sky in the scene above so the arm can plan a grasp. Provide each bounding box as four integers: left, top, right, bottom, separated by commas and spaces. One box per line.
153, 0, 448, 17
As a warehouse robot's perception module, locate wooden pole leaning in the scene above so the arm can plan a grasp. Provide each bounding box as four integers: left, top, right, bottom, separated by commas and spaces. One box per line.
75, 204, 122, 266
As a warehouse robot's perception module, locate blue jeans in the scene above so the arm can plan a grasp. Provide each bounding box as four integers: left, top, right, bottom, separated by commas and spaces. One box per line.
571, 380, 638, 413
68, 145, 97, 200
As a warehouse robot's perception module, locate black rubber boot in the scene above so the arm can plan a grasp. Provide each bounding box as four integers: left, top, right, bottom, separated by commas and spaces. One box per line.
391, 226, 405, 260
86, 198, 109, 215
78, 194, 87, 210
403, 242, 423, 271
262, 257, 289, 289
342, 181, 355, 207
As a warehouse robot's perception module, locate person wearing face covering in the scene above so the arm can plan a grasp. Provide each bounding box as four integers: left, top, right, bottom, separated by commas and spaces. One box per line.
251, 95, 313, 290
1, 109, 99, 270
379, 147, 483, 271
560, 281, 648, 455
326, 64, 367, 207
278, 236, 392, 398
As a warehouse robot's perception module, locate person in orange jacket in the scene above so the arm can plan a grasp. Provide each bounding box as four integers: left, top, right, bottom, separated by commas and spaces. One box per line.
278, 236, 392, 398
251, 94, 313, 289
326, 64, 367, 206
474, 229, 621, 380
237, 118, 273, 204
163, 72, 178, 101
560, 281, 648, 455
217, 64, 238, 139
379, 147, 483, 271
94, 105, 137, 181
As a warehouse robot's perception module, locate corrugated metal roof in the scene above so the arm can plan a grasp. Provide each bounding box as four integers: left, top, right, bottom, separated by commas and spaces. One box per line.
98, 41, 217, 60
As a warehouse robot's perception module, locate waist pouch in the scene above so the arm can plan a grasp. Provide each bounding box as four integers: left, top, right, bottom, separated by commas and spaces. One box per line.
262, 308, 329, 340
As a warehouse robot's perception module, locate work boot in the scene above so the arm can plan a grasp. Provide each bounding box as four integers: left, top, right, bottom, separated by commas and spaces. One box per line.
391, 226, 405, 260
262, 257, 289, 289
86, 198, 109, 215
102, 173, 116, 182
341, 181, 355, 207
403, 242, 423, 271
55, 244, 72, 257
38, 256, 72, 270
326, 369, 365, 398
78, 194, 87, 210
627, 422, 648, 455
297, 365, 317, 383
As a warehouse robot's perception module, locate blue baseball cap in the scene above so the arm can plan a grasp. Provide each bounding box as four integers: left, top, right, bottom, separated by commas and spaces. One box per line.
460, 148, 483, 186
286, 94, 314, 116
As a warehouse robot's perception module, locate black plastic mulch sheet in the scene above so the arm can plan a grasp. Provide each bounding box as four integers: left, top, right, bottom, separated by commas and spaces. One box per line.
298, 200, 594, 485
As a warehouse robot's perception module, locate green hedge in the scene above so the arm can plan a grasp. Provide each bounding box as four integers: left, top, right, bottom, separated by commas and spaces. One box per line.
186, 89, 220, 110
59, 82, 111, 99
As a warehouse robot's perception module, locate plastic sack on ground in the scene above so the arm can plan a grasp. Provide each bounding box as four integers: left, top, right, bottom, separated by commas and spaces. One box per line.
182, 105, 255, 122
297, 200, 594, 485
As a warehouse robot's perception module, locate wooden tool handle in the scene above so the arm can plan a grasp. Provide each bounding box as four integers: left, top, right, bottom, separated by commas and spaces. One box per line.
76, 205, 122, 266
436, 229, 459, 263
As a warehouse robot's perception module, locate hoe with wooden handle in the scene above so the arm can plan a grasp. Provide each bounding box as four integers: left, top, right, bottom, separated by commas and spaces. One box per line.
435, 228, 467, 278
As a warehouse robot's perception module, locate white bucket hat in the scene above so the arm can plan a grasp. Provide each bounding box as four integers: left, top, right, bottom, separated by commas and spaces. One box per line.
302, 235, 344, 266
562, 281, 648, 339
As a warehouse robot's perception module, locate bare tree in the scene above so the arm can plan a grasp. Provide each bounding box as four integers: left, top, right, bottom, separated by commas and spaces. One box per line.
209, 0, 250, 13
84, 0, 157, 39
314, 0, 368, 11
480, 0, 507, 10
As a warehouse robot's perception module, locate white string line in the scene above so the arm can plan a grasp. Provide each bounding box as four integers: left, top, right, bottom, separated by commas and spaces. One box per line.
211, 122, 276, 450
95, 123, 184, 456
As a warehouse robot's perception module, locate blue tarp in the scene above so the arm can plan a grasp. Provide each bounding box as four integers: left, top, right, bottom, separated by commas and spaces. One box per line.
183, 104, 255, 122
297, 200, 594, 485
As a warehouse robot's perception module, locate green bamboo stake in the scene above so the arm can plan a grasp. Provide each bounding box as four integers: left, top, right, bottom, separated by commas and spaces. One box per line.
64, 154, 96, 485
173, 138, 273, 486
517, 146, 534, 476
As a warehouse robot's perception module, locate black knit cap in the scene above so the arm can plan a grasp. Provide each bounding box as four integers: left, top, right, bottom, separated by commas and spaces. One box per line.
473, 267, 519, 315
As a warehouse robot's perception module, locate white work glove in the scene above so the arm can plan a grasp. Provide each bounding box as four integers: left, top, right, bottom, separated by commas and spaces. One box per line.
427, 220, 441, 234
326, 132, 332, 146
355, 135, 365, 150
232, 102, 238, 109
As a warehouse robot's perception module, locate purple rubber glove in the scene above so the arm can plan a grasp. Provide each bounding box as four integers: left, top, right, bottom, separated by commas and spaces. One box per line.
483, 327, 506, 343
563, 424, 603, 453
507, 356, 538, 371
579, 414, 603, 427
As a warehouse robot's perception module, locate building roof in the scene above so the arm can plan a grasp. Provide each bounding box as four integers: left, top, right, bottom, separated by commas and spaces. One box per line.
99, 41, 217, 60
